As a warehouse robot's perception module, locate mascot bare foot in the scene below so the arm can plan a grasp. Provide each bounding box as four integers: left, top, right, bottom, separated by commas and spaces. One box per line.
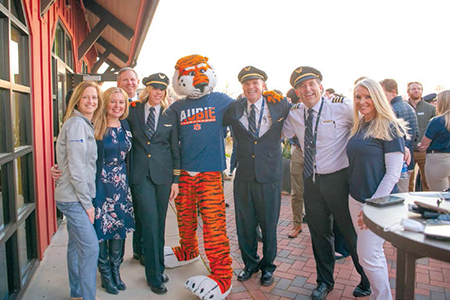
185, 276, 232, 300
167, 55, 234, 300
164, 246, 199, 268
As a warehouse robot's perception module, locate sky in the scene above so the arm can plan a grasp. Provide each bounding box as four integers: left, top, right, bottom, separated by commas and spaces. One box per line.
134, 0, 450, 99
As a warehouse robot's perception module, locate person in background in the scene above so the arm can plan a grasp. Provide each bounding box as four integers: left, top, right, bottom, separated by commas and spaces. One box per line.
347, 79, 407, 300
126, 73, 180, 295
54, 81, 103, 300
407, 81, 436, 191
92, 87, 134, 294
418, 90, 450, 191
286, 88, 304, 239
323, 88, 335, 100
117, 67, 144, 263
380, 78, 418, 192
117, 67, 140, 102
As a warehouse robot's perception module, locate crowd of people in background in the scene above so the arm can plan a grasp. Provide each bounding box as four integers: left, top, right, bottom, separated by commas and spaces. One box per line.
52, 62, 450, 300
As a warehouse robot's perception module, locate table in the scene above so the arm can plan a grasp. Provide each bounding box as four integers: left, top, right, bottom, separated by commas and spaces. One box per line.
363, 192, 450, 300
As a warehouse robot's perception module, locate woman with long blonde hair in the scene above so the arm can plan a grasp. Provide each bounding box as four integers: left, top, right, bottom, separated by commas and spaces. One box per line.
418, 90, 450, 191
346, 78, 408, 300
55, 81, 103, 300
127, 73, 180, 295
92, 87, 134, 294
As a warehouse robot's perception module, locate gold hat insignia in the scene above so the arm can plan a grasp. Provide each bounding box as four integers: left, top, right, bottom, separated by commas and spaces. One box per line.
244, 66, 251, 71
159, 74, 166, 79
295, 67, 303, 73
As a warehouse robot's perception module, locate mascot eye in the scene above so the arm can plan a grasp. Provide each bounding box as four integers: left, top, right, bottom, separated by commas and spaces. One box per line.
200, 69, 206, 74
189, 71, 196, 76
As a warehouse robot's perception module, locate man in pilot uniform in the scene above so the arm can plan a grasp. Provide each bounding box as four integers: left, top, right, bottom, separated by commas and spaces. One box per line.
283, 67, 371, 300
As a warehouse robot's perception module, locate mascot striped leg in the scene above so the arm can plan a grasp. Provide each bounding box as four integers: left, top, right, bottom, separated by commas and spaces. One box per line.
165, 171, 232, 300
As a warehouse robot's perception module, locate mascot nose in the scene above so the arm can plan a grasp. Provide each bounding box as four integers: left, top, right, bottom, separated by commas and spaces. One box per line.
195, 82, 208, 93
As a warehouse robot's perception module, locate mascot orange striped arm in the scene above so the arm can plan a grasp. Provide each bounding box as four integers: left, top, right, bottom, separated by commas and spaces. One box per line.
164, 55, 233, 300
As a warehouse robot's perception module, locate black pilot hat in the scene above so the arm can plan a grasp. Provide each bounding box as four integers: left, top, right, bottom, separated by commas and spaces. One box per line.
142, 73, 170, 90
290, 66, 323, 88
238, 66, 268, 83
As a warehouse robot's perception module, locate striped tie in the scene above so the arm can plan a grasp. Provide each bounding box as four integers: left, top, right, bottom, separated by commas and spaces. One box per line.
146, 107, 156, 139
248, 104, 257, 138
304, 108, 314, 178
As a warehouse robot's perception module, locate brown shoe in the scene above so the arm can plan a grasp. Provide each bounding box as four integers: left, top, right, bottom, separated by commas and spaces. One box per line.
288, 225, 302, 238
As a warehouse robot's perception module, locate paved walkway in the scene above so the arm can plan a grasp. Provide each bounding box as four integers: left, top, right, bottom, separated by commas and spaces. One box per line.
23, 174, 450, 300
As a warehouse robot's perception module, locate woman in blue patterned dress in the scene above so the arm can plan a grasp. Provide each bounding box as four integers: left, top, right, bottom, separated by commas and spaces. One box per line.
93, 87, 135, 295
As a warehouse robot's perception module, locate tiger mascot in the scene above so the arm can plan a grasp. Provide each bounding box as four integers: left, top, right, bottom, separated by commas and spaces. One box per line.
165, 54, 233, 300
166, 54, 282, 300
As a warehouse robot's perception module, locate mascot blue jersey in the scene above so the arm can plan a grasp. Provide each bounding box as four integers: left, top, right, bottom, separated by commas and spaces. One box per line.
170, 92, 234, 172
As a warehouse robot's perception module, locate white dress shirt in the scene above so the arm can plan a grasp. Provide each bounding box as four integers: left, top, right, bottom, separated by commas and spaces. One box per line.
283, 97, 354, 174
239, 96, 272, 137
145, 102, 161, 128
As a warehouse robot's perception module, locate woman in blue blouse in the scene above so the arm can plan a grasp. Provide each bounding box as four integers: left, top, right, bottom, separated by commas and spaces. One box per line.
418, 90, 450, 191
346, 79, 408, 300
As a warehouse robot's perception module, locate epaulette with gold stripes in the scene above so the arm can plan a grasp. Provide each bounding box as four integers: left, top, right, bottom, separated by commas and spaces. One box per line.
331, 96, 344, 103
173, 169, 181, 176
290, 103, 301, 110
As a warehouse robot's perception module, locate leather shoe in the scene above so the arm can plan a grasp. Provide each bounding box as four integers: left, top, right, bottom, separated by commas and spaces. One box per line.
353, 284, 372, 297
260, 271, 274, 286
161, 273, 169, 284
288, 225, 302, 238
310, 282, 333, 300
149, 283, 167, 295
237, 267, 259, 282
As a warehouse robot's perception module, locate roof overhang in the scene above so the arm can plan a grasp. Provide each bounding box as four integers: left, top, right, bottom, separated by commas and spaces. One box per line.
79, 0, 160, 73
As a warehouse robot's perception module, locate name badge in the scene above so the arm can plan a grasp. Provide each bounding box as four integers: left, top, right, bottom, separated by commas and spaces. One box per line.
323, 120, 333, 123
164, 124, 172, 127
417, 112, 424, 116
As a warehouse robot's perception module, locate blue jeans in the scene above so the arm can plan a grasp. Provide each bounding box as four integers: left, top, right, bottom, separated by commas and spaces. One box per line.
57, 202, 99, 300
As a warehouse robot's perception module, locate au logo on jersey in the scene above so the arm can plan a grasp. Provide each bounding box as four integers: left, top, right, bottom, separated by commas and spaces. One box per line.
193, 124, 201, 130
180, 106, 216, 126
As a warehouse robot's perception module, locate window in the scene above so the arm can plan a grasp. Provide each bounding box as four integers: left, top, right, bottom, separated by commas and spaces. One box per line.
14, 154, 33, 214
0, 242, 9, 299
0, 13, 9, 80
11, 92, 30, 148
10, 25, 29, 86
0, 1, 36, 298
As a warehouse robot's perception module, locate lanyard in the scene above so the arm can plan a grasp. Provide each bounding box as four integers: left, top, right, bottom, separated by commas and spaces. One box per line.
246, 98, 265, 137
304, 99, 325, 179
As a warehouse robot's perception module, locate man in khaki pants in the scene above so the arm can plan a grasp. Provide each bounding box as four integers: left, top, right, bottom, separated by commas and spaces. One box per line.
407, 82, 436, 191
286, 88, 304, 238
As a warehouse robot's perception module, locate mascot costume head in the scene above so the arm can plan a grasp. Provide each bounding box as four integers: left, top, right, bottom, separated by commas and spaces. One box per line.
164, 54, 233, 300
173, 55, 217, 99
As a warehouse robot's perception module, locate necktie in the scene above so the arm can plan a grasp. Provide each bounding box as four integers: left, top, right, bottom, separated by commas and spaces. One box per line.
248, 104, 257, 138
304, 108, 315, 178
146, 107, 156, 139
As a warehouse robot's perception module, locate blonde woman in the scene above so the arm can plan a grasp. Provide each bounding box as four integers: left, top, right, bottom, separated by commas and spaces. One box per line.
55, 81, 103, 300
418, 90, 450, 191
346, 79, 408, 300
93, 87, 134, 294
127, 73, 180, 295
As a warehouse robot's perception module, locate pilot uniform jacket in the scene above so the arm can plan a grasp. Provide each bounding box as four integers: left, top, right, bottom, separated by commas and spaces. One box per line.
127, 101, 180, 185
224, 96, 291, 183
126, 100, 180, 287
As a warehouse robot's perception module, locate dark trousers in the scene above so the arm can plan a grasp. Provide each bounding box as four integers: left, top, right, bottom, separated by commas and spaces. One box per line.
234, 179, 281, 273
131, 175, 170, 287
333, 220, 350, 256
303, 168, 369, 288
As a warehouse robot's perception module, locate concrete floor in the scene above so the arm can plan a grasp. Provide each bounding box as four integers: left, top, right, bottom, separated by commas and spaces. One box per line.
22, 204, 209, 300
